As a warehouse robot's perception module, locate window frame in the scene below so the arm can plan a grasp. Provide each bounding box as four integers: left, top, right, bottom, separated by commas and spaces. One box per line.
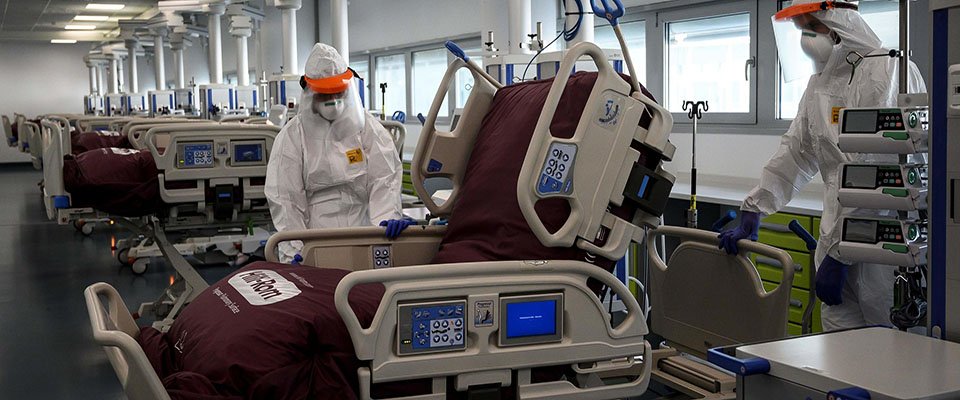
351, 37, 482, 125
653, 0, 759, 125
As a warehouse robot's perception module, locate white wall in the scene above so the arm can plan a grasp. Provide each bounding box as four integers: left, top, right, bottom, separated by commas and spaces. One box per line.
0, 42, 93, 163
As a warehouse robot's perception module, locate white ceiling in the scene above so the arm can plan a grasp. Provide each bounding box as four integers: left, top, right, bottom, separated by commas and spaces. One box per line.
0, 0, 159, 41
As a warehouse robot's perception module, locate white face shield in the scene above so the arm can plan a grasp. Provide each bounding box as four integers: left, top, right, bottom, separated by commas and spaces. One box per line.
771, 1, 858, 82
298, 43, 365, 138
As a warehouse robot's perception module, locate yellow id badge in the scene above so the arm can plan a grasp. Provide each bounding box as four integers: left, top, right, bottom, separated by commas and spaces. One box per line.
346, 148, 364, 164
831, 107, 841, 124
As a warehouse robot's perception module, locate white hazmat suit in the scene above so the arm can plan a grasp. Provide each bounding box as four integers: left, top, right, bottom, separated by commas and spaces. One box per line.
265, 43, 403, 263
742, 0, 926, 330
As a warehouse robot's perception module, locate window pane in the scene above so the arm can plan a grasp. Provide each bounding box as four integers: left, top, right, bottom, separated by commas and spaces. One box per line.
593, 20, 646, 84
777, 1, 899, 119
666, 13, 751, 113
375, 54, 406, 115
455, 48, 480, 109
413, 48, 449, 117
351, 58, 370, 109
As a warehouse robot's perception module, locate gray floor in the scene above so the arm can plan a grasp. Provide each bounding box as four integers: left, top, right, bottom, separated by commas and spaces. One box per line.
0, 164, 235, 399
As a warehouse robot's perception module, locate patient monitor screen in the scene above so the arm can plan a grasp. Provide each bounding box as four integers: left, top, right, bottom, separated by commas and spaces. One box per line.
231, 140, 266, 166
178, 142, 214, 168
843, 219, 878, 244
843, 165, 878, 189
499, 293, 563, 347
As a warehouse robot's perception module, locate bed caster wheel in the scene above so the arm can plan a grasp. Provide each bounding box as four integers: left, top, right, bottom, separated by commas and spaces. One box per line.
117, 248, 131, 266
131, 258, 149, 275
80, 222, 94, 236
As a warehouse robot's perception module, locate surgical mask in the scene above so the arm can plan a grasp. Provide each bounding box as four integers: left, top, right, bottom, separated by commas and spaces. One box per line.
800, 29, 835, 73
316, 98, 345, 121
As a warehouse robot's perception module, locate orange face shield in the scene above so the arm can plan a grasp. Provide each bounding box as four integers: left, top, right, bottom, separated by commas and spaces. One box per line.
300, 69, 354, 94
774, 1, 858, 21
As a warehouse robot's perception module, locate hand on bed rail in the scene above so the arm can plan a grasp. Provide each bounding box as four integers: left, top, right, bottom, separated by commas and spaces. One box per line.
717, 211, 760, 255
379, 217, 417, 239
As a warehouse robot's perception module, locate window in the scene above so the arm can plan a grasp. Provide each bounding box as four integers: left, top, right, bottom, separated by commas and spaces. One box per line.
351, 57, 370, 109
412, 48, 449, 117
455, 48, 480, 109
594, 20, 646, 83
375, 54, 406, 115
777, 1, 900, 119
665, 13, 752, 113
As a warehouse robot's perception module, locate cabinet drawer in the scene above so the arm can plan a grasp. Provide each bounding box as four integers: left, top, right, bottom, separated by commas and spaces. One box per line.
759, 213, 814, 252
752, 249, 814, 289
761, 282, 822, 334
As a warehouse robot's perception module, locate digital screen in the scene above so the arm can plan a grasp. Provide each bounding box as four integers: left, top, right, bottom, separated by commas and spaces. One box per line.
844, 165, 877, 189
505, 300, 557, 338
181, 143, 213, 167
844, 219, 878, 244
843, 110, 879, 133
234, 143, 263, 163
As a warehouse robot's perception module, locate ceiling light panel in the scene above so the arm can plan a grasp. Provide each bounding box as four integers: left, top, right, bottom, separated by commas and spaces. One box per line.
65, 24, 97, 30
74, 16, 110, 21
85, 4, 125, 11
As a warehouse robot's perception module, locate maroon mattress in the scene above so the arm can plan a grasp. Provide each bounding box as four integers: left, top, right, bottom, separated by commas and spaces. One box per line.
62, 147, 161, 216
71, 130, 131, 154
137, 72, 655, 399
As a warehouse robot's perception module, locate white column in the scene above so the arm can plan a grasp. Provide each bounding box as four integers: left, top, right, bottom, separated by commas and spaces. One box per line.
281, 8, 298, 75
109, 57, 119, 93
88, 66, 97, 94
207, 6, 225, 84
236, 36, 249, 86
154, 32, 166, 90
96, 64, 104, 95
174, 49, 185, 89
117, 56, 125, 92
564, 0, 593, 46
508, 0, 532, 54
126, 40, 139, 93
331, 0, 349, 58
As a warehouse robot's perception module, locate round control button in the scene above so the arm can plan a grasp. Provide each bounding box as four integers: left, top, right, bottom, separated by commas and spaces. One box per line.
442, 320, 449, 328
455, 333, 462, 341
546, 167, 553, 175
562, 154, 569, 162
455, 319, 462, 327
433, 336, 440, 343
555, 172, 563, 179
548, 159, 557, 166
552, 149, 560, 157
442, 334, 449, 342
433, 321, 440, 329
558, 164, 565, 171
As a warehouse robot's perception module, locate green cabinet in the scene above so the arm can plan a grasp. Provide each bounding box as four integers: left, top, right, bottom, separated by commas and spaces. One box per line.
757, 212, 823, 334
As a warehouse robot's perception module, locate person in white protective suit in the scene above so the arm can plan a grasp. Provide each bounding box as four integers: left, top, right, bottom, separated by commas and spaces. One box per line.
718, 0, 926, 330
265, 43, 407, 264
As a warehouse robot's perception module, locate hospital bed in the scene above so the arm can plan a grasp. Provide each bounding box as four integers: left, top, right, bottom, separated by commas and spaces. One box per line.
85, 41, 680, 399
3, 114, 15, 147
48, 120, 276, 325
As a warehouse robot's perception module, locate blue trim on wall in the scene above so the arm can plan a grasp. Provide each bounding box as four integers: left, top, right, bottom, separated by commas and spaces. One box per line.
280, 81, 286, 105
505, 64, 514, 85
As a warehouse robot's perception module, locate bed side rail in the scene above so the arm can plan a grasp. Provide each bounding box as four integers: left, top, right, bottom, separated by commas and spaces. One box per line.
410, 57, 498, 216
265, 225, 447, 269
126, 120, 217, 150
2, 115, 13, 147
40, 119, 68, 220
646, 226, 794, 358
77, 116, 132, 132
144, 124, 279, 204
84, 282, 171, 400
517, 42, 677, 262
379, 119, 406, 156
337, 260, 652, 399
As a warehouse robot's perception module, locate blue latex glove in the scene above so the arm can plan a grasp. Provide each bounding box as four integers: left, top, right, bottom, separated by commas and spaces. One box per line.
291, 254, 303, 265
816, 255, 848, 306
379, 217, 417, 239
717, 211, 760, 255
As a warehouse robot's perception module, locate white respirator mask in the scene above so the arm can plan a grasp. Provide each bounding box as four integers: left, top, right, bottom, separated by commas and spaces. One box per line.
800, 29, 836, 73
316, 98, 345, 121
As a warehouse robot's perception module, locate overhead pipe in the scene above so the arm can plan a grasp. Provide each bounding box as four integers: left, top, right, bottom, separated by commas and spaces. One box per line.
274, 0, 302, 75
563, 0, 593, 46
508, 0, 533, 54
125, 39, 139, 93
207, 2, 226, 84
154, 28, 167, 90
331, 0, 348, 58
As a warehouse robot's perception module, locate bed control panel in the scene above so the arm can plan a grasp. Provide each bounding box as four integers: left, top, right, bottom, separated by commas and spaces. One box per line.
397, 300, 466, 355
177, 142, 215, 168
537, 143, 576, 196
372, 245, 392, 268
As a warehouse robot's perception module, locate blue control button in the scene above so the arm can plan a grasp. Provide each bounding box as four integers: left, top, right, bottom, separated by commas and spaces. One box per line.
442, 334, 449, 342
427, 159, 443, 173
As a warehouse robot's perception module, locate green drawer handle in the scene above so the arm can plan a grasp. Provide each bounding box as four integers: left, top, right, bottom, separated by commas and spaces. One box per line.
756, 255, 802, 272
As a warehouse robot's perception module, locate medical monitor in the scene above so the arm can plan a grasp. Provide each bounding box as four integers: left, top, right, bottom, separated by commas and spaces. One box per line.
231, 140, 266, 166
499, 293, 563, 347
